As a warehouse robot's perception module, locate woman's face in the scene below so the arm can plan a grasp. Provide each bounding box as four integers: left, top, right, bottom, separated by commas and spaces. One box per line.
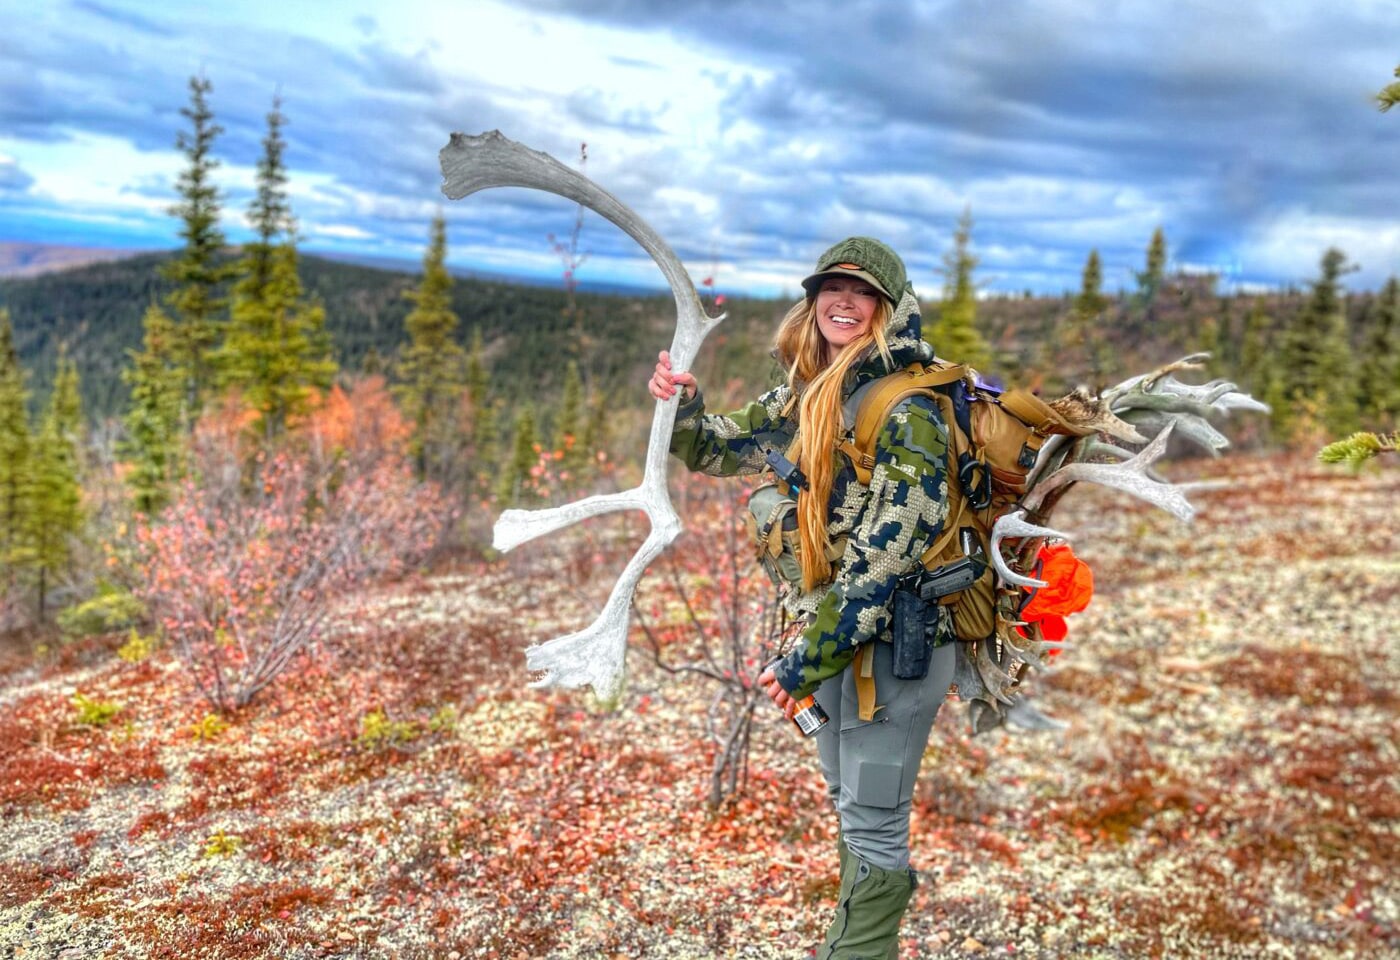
813, 275, 881, 358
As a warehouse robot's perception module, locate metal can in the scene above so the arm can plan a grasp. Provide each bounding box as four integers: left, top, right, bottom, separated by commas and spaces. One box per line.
791, 695, 829, 737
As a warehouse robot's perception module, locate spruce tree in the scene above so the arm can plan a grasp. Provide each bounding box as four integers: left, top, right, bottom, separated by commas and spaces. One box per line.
1357, 277, 1399, 428
1075, 249, 1108, 319
496, 406, 538, 506
219, 97, 337, 439
1197, 314, 1220, 372
465, 329, 497, 502
122, 304, 186, 513
1237, 299, 1273, 394
931, 207, 992, 370
1136, 226, 1167, 301
395, 213, 466, 481
27, 349, 84, 619
1277, 248, 1359, 440
163, 75, 233, 415
1069, 249, 1110, 384
0, 310, 33, 606
361, 345, 386, 378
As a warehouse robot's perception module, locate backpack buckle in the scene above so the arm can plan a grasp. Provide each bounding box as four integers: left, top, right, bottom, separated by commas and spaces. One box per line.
958, 456, 992, 510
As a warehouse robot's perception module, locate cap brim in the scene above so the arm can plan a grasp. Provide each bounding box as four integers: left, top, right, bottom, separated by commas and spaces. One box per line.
800, 266, 894, 303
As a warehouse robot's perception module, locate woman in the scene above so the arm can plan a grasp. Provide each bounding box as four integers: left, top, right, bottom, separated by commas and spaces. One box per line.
649, 237, 957, 958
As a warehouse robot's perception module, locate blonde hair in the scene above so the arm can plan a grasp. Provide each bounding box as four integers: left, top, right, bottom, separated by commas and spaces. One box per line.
774, 296, 895, 589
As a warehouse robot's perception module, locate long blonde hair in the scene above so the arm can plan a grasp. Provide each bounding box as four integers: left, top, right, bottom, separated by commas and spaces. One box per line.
774, 297, 894, 589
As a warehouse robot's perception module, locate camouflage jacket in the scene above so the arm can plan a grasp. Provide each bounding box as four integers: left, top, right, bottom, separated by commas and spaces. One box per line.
669, 289, 953, 700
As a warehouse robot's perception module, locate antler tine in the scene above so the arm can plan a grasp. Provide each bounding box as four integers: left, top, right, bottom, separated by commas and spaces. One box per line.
1101, 353, 1210, 403
441, 131, 725, 701
1023, 422, 1195, 521
1212, 391, 1272, 414
1117, 408, 1230, 456
990, 509, 1075, 588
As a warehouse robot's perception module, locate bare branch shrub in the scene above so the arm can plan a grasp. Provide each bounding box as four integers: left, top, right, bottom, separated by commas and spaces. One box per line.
632, 471, 794, 807
134, 378, 452, 711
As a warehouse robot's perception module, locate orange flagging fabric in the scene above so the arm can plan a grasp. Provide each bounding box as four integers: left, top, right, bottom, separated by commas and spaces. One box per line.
1019, 544, 1094, 652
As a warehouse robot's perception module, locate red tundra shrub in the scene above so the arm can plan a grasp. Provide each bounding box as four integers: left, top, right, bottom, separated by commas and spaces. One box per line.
134, 382, 453, 711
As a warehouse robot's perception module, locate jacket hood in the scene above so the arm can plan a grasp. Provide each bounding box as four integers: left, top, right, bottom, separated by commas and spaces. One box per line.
848, 285, 932, 390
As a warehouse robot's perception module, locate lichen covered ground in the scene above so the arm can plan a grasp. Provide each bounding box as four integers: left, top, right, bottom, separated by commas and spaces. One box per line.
1, 453, 1396, 958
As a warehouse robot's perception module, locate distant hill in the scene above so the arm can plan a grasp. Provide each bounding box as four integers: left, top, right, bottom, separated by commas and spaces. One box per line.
1, 243, 1379, 439
0, 241, 150, 279
0, 249, 783, 426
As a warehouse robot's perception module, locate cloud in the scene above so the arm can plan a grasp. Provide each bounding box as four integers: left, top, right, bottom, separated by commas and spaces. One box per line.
307, 222, 374, 240
71, 0, 175, 37
2, 0, 1399, 296
0, 156, 35, 193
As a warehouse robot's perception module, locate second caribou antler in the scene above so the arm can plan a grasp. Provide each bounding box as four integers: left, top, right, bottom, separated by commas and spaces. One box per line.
966, 355, 1269, 732
440, 131, 724, 703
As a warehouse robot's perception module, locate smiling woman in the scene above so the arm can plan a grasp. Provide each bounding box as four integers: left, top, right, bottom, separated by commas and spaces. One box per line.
650, 236, 959, 957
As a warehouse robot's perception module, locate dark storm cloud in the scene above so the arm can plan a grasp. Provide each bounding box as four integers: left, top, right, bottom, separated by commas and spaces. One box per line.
9, 1, 1400, 294
513, 0, 1400, 290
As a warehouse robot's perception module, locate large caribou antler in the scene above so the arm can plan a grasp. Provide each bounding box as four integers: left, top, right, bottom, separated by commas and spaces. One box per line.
440, 131, 724, 703
967, 354, 1269, 732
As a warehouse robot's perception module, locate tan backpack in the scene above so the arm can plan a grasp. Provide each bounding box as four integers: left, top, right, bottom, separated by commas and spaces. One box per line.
836, 360, 1094, 642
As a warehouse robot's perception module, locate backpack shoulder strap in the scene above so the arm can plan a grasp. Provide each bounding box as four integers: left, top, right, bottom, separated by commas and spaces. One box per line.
838, 362, 969, 485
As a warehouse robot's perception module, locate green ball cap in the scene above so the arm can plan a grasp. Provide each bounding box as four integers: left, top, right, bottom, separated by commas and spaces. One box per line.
800, 236, 907, 305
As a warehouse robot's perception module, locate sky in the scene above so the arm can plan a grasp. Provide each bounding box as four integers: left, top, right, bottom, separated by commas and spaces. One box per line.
2, 0, 1399, 298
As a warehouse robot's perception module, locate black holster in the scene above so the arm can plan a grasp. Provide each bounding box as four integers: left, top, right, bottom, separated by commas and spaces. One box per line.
891, 588, 934, 680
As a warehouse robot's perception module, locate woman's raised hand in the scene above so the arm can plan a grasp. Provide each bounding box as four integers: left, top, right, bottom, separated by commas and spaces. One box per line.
648, 350, 698, 402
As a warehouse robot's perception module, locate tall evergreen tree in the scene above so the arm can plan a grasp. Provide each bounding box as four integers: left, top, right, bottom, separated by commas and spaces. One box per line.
496, 406, 538, 506
122, 304, 186, 513
1068, 249, 1110, 384
1197, 314, 1220, 373
1237, 298, 1273, 393
395, 213, 466, 481
1074, 249, 1108, 319
219, 96, 337, 439
1136, 226, 1167, 301
1278, 248, 1359, 439
163, 75, 233, 415
1357, 277, 1400, 428
0, 310, 33, 606
931, 207, 992, 370
27, 349, 84, 619
465, 329, 497, 502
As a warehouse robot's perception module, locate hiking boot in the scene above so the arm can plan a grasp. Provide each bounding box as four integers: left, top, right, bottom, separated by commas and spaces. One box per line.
816, 855, 917, 959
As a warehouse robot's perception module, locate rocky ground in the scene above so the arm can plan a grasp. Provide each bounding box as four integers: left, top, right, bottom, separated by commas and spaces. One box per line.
1, 452, 1396, 959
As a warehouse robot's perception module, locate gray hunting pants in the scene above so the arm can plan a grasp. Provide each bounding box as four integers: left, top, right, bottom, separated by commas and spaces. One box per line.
812, 639, 956, 872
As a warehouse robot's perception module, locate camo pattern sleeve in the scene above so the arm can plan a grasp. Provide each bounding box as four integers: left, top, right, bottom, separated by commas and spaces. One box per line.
770, 393, 951, 700
669, 384, 795, 477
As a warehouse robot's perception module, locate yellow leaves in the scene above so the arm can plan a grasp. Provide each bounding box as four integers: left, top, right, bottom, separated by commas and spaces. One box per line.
117, 628, 157, 663
71, 691, 121, 727
202, 830, 242, 858
188, 713, 229, 741
427, 704, 459, 735
357, 708, 418, 748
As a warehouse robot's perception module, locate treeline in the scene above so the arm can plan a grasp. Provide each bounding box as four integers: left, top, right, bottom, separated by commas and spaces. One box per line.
929, 217, 1400, 446
8, 226, 1399, 457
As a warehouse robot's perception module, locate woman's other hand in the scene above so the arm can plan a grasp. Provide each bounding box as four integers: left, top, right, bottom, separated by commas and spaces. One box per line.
756, 665, 799, 720
649, 350, 697, 402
